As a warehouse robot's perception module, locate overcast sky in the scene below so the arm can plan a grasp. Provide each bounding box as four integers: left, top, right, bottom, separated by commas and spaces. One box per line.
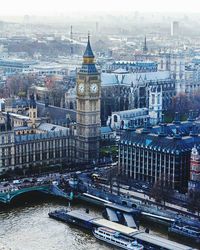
1, 0, 200, 15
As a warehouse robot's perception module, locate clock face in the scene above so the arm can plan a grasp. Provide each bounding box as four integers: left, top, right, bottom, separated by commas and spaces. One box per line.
90, 83, 98, 94
78, 83, 85, 94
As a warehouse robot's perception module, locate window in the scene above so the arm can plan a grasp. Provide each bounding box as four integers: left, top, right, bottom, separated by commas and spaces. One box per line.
157, 94, 160, 105
152, 94, 155, 105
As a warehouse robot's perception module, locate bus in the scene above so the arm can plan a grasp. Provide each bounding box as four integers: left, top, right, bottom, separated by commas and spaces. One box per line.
91, 174, 108, 184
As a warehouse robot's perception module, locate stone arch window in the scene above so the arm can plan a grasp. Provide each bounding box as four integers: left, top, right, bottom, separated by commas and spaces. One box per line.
114, 115, 118, 122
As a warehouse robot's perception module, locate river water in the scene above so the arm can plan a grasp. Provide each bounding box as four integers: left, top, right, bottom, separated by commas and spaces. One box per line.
0, 193, 198, 250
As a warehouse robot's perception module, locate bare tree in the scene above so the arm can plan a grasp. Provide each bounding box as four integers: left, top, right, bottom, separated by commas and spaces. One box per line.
150, 178, 172, 205
188, 190, 200, 215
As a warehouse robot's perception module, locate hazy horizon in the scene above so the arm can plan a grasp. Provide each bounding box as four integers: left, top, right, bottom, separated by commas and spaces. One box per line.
0, 0, 200, 16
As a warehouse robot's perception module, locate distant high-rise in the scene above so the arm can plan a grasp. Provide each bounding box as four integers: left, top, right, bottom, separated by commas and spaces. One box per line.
143, 36, 148, 53
171, 21, 179, 37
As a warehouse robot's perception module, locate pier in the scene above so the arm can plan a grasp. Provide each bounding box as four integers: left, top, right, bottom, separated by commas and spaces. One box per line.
49, 209, 193, 250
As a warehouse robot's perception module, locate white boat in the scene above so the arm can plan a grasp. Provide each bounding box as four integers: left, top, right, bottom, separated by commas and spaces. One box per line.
93, 227, 144, 250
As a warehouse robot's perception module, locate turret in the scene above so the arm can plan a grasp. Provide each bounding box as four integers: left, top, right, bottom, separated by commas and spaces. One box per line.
29, 94, 37, 128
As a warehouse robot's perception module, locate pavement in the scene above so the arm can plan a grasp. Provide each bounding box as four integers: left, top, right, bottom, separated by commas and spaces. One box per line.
112, 186, 200, 217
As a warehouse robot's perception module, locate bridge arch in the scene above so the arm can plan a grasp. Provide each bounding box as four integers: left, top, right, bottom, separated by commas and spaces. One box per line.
0, 197, 6, 204
8, 185, 50, 203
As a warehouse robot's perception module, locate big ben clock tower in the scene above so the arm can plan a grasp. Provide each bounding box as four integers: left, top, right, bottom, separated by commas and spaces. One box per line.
76, 35, 101, 163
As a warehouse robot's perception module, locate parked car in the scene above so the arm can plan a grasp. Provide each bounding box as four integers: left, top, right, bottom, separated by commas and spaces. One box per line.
13, 180, 21, 184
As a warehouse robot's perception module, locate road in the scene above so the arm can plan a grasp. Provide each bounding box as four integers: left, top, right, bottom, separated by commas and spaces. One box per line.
110, 185, 200, 217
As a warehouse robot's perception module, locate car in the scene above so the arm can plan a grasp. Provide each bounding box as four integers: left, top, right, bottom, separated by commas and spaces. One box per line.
23, 179, 31, 183
52, 181, 58, 185
3, 182, 9, 187
142, 185, 147, 188
37, 178, 43, 182
13, 180, 21, 184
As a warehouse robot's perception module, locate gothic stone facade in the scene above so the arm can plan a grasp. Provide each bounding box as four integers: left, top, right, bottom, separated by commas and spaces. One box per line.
101, 77, 175, 125
0, 129, 76, 174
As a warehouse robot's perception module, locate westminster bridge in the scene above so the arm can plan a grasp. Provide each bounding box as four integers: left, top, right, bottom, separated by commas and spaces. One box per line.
0, 184, 73, 204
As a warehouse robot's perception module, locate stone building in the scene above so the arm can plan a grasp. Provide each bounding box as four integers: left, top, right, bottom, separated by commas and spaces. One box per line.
0, 37, 101, 174
107, 108, 149, 130
101, 70, 175, 124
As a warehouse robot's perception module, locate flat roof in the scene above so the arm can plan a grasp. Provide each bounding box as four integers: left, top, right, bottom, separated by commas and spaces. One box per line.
92, 218, 138, 236
66, 210, 100, 222
135, 232, 192, 250
105, 203, 134, 213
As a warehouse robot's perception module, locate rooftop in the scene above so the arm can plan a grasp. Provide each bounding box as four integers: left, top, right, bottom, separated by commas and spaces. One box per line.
2, 112, 29, 120
93, 218, 138, 236
37, 123, 68, 132
121, 123, 200, 154
83, 35, 94, 58
101, 71, 171, 86
37, 102, 76, 123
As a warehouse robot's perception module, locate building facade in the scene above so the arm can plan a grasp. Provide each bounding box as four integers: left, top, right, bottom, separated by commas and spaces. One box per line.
101, 71, 175, 124
107, 108, 149, 130
0, 129, 76, 174
119, 118, 200, 191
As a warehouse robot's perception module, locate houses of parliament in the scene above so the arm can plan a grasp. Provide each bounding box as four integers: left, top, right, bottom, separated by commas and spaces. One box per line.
0, 37, 101, 174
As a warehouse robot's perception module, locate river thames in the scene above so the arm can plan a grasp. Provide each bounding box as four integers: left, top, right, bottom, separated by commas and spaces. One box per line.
0, 193, 197, 250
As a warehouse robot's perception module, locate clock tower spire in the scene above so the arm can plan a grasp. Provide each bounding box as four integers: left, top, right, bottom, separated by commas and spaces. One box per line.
76, 34, 101, 163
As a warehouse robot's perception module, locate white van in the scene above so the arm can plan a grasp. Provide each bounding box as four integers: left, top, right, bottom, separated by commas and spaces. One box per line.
13, 180, 21, 184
